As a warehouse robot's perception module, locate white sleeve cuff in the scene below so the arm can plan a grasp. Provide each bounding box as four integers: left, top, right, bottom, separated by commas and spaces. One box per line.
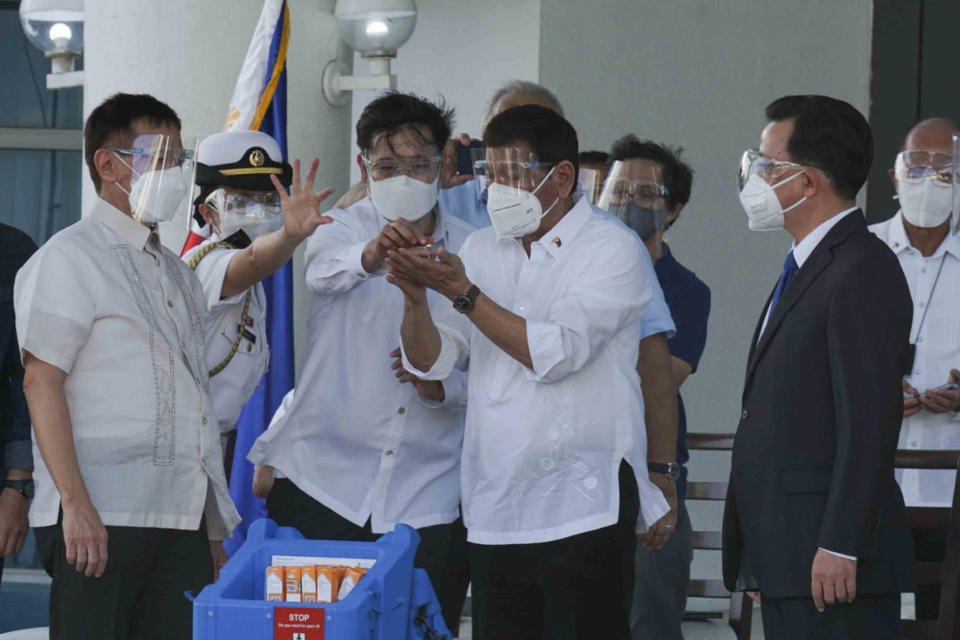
438, 368, 468, 412
525, 319, 564, 381
344, 240, 379, 278
818, 547, 857, 561
401, 322, 465, 382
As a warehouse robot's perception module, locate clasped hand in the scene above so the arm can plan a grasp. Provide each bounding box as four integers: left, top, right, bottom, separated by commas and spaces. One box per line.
385, 246, 469, 302
903, 369, 960, 417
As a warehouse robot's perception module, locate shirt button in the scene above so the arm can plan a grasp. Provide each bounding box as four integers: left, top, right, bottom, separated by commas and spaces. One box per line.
910, 441, 918, 447
919, 302, 925, 308
741, 409, 749, 420
397, 407, 405, 414
202, 417, 208, 425
385, 450, 394, 457
167, 300, 174, 308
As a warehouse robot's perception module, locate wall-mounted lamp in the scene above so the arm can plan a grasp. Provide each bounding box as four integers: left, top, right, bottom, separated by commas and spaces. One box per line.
19, 0, 84, 90
322, 0, 417, 106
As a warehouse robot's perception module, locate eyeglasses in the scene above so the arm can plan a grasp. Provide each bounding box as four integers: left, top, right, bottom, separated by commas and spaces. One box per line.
109, 147, 194, 173
896, 151, 954, 184
738, 149, 818, 190
363, 155, 442, 181
606, 179, 669, 204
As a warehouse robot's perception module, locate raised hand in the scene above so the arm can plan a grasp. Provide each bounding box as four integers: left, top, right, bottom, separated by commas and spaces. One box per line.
270, 158, 335, 240
440, 134, 477, 189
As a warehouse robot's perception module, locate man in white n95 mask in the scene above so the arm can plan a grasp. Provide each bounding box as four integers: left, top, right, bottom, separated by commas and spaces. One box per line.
868, 116, 960, 622
247, 91, 472, 635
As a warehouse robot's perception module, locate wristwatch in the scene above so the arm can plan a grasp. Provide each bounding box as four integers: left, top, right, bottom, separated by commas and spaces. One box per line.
648, 462, 681, 483
4, 478, 34, 501
453, 284, 480, 314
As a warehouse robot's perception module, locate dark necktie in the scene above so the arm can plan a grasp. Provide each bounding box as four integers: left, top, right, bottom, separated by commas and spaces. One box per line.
768, 250, 799, 317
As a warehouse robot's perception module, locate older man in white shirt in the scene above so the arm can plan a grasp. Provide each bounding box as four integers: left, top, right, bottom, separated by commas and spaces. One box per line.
388, 105, 671, 639
15, 93, 331, 640
869, 116, 960, 621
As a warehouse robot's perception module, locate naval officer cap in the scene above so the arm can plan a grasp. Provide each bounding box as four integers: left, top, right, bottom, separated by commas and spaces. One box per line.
195, 130, 292, 192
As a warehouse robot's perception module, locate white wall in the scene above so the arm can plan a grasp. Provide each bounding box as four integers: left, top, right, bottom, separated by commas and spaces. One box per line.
82, 0, 353, 370
348, 0, 542, 182
540, 0, 873, 591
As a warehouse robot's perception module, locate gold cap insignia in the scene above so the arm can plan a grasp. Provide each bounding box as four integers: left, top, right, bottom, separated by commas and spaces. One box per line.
249, 149, 265, 167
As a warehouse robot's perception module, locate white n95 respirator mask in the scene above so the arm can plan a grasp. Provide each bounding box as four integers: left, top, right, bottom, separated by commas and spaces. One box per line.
895, 153, 954, 228
369, 175, 439, 222
487, 167, 559, 238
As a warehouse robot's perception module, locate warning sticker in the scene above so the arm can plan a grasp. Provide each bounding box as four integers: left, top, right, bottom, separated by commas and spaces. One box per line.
274, 607, 324, 640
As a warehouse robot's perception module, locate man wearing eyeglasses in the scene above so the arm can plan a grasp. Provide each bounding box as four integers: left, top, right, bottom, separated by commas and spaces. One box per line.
15, 93, 332, 640
247, 92, 472, 634
869, 117, 960, 622
722, 95, 914, 639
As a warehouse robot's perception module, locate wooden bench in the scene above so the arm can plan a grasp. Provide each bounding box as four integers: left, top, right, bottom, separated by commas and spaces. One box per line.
686, 432, 753, 640
895, 450, 960, 640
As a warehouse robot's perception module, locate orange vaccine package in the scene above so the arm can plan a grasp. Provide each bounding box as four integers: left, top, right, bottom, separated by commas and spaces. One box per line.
284, 566, 303, 602
265, 566, 284, 602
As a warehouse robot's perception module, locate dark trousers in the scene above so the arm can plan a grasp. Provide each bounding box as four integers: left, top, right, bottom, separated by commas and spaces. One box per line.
34, 520, 212, 640
912, 527, 946, 620
469, 461, 640, 640
266, 479, 470, 635
630, 501, 693, 640
759, 592, 900, 640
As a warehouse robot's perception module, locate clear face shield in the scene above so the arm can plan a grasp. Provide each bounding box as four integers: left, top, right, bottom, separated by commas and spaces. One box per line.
475, 147, 559, 238
111, 134, 197, 226
895, 149, 954, 230
952, 133, 960, 234
578, 168, 603, 205
206, 188, 283, 241
597, 160, 669, 241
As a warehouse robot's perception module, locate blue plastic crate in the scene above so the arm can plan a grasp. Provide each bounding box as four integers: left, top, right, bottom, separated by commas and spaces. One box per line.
192, 518, 450, 640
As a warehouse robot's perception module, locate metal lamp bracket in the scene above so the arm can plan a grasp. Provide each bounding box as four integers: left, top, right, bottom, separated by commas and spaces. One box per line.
322, 58, 397, 106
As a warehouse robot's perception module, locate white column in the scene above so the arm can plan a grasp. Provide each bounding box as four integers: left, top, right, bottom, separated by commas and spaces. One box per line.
82, 0, 354, 371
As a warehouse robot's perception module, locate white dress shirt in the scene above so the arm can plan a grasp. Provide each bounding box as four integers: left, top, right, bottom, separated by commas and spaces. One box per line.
403, 196, 670, 545
182, 238, 269, 435
14, 199, 240, 539
870, 211, 960, 506
248, 197, 472, 533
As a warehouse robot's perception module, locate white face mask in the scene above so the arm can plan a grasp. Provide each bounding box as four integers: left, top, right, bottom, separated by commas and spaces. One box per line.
898, 179, 953, 228
737, 170, 807, 232
368, 175, 438, 222
116, 159, 190, 225
487, 167, 559, 238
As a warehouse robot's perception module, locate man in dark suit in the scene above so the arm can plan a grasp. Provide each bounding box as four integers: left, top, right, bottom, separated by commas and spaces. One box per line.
723, 95, 914, 639
0, 223, 37, 582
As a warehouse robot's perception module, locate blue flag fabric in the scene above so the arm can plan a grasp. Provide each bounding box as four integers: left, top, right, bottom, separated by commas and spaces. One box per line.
224, 0, 292, 555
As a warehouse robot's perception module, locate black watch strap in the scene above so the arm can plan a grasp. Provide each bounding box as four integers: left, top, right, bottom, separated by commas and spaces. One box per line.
453, 284, 481, 314
4, 478, 34, 500
647, 462, 681, 482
